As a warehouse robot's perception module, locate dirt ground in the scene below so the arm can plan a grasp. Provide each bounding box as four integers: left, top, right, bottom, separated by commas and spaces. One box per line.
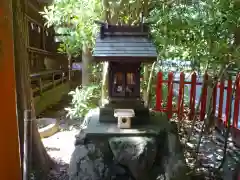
37, 98, 80, 180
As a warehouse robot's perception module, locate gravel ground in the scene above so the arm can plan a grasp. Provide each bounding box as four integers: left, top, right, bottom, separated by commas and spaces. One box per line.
177, 118, 240, 179
43, 119, 81, 180
37, 98, 80, 180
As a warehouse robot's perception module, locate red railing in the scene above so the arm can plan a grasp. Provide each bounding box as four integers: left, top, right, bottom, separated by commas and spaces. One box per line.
155, 72, 240, 132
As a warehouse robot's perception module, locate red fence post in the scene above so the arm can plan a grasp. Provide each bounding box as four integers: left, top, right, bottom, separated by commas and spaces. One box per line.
212, 76, 218, 117
218, 78, 225, 122
225, 77, 232, 126
155, 72, 163, 111
178, 72, 185, 120
200, 72, 208, 121
189, 72, 197, 119
167, 72, 174, 118
233, 74, 240, 128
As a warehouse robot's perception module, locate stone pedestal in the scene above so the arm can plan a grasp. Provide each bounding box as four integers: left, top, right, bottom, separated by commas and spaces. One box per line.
70, 109, 190, 180
99, 99, 150, 124
75, 109, 168, 141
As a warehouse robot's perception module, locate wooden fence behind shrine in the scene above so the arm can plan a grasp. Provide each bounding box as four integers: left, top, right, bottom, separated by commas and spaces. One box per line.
154, 71, 240, 132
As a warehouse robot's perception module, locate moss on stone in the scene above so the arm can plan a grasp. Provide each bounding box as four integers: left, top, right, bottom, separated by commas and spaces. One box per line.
34, 82, 70, 116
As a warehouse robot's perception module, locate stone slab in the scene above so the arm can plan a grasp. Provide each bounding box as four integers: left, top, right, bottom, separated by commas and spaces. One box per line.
99, 106, 150, 123
82, 108, 170, 139
71, 109, 190, 180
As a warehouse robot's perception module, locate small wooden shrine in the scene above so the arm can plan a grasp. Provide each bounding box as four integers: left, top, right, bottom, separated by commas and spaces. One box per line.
93, 22, 157, 126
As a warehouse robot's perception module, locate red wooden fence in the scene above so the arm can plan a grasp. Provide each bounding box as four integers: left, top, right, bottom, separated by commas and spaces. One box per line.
155, 72, 240, 132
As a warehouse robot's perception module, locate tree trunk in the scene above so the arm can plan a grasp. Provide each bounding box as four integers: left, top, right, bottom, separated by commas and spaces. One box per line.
12, 0, 53, 179
30, 100, 54, 178
82, 45, 92, 86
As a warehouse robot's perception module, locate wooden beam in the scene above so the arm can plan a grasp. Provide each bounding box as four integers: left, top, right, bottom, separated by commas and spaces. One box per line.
27, 46, 65, 57
0, 1, 22, 180
26, 15, 44, 27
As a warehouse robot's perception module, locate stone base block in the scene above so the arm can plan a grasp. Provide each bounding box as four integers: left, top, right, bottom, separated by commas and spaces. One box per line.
70, 109, 190, 180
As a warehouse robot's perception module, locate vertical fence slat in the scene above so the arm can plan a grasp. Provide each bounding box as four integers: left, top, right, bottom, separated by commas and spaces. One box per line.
233, 74, 240, 128
167, 72, 174, 118
61, 71, 64, 83
189, 72, 197, 119
39, 78, 42, 95
212, 77, 218, 117
52, 72, 55, 87
153, 71, 240, 132
212, 79, 218, 119
218, 78, 225, 122
178, 72, 185, 120
155, 72, 163, 111
200, 73, 208, 121
225, 77, 232, 126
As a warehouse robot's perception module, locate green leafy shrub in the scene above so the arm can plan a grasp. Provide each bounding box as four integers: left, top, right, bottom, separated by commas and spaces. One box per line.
65, 84, 101, 119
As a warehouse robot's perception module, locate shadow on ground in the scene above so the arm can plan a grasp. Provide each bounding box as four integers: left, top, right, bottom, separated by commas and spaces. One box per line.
177, 118, 240, 179
37, 97, 81, 180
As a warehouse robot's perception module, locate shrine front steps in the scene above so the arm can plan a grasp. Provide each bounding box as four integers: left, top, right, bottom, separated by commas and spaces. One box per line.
69, 109, 190, 180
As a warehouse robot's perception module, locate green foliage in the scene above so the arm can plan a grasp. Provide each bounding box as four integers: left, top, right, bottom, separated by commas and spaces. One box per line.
41, 0, 147, 56
148, 0, 240, 70
65, 84, 101, 119
89, 63, 103, 83
40, 0, 240, 114
41, 0, 240, 70
40, 0, 102, 56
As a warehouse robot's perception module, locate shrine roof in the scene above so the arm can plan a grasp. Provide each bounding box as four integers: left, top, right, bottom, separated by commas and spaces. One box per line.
93, 23, 157, 62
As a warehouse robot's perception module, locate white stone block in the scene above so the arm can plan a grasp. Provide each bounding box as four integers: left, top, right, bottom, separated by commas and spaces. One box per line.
114, 109, 135, 129
117, 117, 131, 129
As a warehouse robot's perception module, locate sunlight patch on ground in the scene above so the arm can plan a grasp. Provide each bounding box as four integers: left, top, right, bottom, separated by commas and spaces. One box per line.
42, 128, 79, 164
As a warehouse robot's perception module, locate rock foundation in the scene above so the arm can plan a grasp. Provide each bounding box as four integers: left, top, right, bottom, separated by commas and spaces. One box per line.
69, 110, 190, 180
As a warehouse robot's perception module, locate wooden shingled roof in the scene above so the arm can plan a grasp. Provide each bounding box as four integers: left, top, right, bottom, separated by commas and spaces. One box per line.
92, 23, 157, 62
